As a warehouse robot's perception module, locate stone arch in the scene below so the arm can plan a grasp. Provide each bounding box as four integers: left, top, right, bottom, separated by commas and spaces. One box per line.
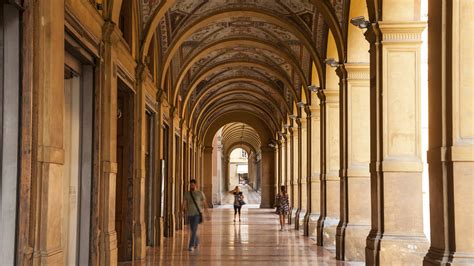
186, 77, 290, 123
190, 89, 286, 130
195, 101, 280, 138
156, 9, 325, 91
172, 37, 308, 108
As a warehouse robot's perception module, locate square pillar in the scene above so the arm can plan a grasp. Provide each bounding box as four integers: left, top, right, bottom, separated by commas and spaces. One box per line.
305, 99, 321, 238
365, 21, 429, 265
323, 89, 340, 250
260, 146, 276, 208
337, 64, 371, 261
424, 1, 474, 264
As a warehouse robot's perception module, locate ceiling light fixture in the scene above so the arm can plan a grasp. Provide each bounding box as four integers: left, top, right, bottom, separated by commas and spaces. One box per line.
350, 16, 370, 29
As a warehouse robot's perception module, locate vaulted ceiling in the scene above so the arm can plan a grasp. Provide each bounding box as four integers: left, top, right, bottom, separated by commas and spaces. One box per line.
137, 0, 349, 144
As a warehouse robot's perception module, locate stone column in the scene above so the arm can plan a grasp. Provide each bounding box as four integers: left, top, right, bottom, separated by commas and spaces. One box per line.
95, 21, 122, 265
298, 117, 307, 230
202, 146, 213, 207
316, 88, 327, 246
164, 108, 176, 237
260, 146, 275, 208
288, 128, 295, 224
303, 107, 312, 236
323, 88, 340, 250
292, 121, 301, 228
337, 64, 371, 261
133, 65, 147, 261
306, 98, 321, 238
31, 0, 65, 264
365, 21, 429, 264
424, 1, 474, 264
277, 142, 283, 194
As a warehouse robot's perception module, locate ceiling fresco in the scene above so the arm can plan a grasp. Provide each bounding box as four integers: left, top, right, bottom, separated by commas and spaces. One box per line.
140, 0, 349, 135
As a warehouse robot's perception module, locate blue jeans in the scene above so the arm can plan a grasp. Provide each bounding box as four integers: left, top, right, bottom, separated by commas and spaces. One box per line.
188, 215, 200, 248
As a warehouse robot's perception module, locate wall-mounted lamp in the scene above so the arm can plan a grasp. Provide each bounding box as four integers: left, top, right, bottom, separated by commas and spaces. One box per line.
284, 124, 291, 129
297, 101, 307, 108
289, 114, 298, 120
268, 142, 276, 148
308, 85, 320, 93
350, 16, 370, 29
325, 58, 341, 68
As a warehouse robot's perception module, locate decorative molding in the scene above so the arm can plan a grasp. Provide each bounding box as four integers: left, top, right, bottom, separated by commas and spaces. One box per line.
345, 64, 370, 80
379, 22, 426, 43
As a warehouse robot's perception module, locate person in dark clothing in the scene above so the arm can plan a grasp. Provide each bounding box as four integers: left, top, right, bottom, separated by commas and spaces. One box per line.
229, 186, 245, 222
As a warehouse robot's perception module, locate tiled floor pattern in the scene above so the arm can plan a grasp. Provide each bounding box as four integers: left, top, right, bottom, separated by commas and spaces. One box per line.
135, 208, 359, 265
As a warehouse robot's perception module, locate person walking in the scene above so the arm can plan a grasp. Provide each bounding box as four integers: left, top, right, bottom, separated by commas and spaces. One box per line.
275, 186, 290, 231
182, 179, 208, 251
229, 186, 245, 222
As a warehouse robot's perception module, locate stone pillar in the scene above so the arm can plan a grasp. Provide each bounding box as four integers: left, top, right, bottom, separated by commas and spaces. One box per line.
424, 1, 474, 264
31, 0, 65, 264
365, 21, 429, 264
303, 107, 312, 236
277, 142, 283, 194
316, 88, 327, 246
291, 124, 300, 226
260, 146, 275, 208
202, 146, 213, 207
323, 88, 340, 250
306, 97, 321, 237
337, 64, 371, 261
288, 128, 294, 224
164, 108, 176, 237
298, 117, 307, 230
95, 21, 122, 265
133, 65, 147, 261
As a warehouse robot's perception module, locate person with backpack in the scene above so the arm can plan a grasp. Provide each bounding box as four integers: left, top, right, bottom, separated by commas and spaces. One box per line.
229, 186, 245, 222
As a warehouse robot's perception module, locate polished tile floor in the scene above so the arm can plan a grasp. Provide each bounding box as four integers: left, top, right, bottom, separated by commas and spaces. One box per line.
141, 207, 357, 265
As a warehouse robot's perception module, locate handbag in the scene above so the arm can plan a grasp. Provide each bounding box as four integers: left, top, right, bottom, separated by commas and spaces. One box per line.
189, 191, 203, 224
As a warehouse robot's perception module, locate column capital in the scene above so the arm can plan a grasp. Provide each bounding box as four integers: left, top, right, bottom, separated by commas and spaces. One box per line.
345, 63, 370, 81
379, 21, 426, 44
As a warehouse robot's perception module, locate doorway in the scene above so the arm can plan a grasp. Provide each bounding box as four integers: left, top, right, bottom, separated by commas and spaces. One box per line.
0, 3, 20, 264
115, 79, 135, 262
62, 51, 94, 265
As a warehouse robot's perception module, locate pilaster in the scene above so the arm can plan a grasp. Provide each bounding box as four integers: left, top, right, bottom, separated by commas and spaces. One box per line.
31, 0, 65, 264
303, 107, 312, 236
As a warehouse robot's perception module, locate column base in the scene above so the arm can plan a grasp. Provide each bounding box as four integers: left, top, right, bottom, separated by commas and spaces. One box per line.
341, 224, 371, 262
298, 209, 307, 233
424, 247, 474, 265
322, 216, 339, 251
33, 248, 63, 265
164, 214, 175, 237
291, 208, 298, 228
367, 234, 429, 265
304, 212, 319, 238
101, 230, 118, 265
